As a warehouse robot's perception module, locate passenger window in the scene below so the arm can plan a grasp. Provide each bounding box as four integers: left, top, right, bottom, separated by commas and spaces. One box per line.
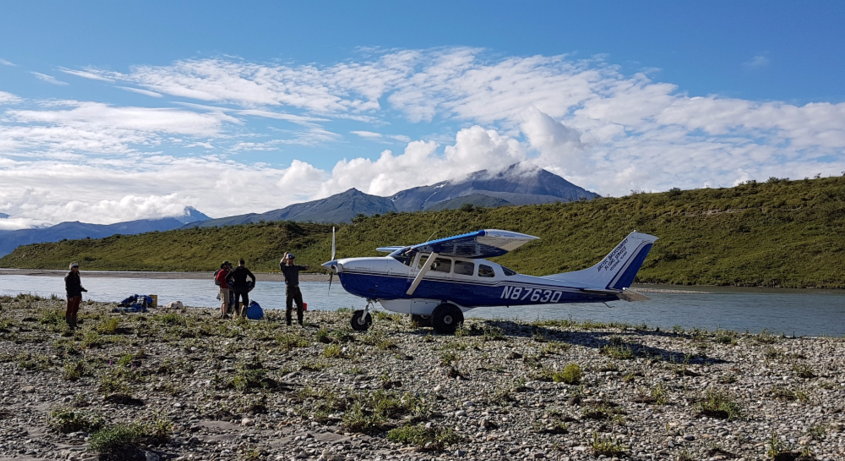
454, 261, 474, 276
478, 265, 495, 278
430, 257, 452, 273
501, 266, 517, 276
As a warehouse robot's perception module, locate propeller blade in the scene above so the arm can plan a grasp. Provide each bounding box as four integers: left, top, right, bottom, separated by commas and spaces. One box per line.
328, 272, 333, 294
331, 227, 336, 261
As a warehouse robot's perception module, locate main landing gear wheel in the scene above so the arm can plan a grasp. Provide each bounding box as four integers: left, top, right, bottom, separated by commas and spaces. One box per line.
431, 303, 463, 335
351, 309, 372, 331
410, 314, 432, 328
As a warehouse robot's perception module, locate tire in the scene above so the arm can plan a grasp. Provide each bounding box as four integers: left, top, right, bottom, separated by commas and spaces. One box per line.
350, 310, 372, 331
410, 314, 432, 328
431, 303, 463, 335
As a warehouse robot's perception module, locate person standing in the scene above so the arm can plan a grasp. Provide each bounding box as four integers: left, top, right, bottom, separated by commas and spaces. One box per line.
215, 261, 233, 319
228, 259, 256, 318
280, 252, 309, 326
64, 262, 87, 329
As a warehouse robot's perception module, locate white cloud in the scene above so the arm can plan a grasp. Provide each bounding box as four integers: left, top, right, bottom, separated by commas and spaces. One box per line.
744, 55, 770, 69
61, 68, 115, 82
0, 47, 842, 227
351, 130, 382, 138
0, 91, 22, 104
31, 72, 69, 86
0, 59, 15, 67
118, 86, 163, 97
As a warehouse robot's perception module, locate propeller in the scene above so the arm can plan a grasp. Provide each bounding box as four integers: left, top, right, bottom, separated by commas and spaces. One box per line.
328, 226, 336, 293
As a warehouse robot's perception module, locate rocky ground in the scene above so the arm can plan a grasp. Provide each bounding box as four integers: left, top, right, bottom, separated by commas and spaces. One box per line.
0, 294, 844, 461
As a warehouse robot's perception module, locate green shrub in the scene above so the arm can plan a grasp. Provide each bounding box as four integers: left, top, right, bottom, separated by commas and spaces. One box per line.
315, 328, 331, 343
591, 432, 626, 457
323, 344, 344, 358
48, 407, 105, 433
276, 333, 309, 351
695, 389, 742, 420
97, 317, 121, 335
387, 424, 461, 449
553, 363, 583, 384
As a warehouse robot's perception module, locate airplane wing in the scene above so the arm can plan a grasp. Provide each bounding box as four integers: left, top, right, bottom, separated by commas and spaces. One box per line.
409, 229, 539, 259
376, 246, 407, 253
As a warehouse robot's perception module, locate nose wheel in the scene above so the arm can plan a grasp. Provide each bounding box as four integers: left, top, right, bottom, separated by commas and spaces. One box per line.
350, 299, 376, 331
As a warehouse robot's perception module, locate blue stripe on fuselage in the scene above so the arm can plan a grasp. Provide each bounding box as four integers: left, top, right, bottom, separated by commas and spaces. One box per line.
337, 271, 617, 306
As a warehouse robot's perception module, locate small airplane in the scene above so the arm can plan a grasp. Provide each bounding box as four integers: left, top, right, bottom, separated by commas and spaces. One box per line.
322, 229, 657, 334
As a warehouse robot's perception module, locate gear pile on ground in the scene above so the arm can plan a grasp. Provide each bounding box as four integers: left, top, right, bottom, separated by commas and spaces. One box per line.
0, 293, 844, 460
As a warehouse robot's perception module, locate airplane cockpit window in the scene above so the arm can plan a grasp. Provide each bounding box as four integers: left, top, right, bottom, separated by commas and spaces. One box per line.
478, 264, 495, 277
454, 260, 474, 276
389, 247, 414, 266
501, 265, 517, 276
430, 257, 452, 273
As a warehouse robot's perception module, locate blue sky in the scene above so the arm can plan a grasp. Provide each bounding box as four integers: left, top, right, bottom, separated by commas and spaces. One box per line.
1, 1, 844, 228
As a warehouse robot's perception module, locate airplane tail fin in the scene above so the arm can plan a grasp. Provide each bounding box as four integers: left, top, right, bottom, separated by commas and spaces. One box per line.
543, 231, 657, 290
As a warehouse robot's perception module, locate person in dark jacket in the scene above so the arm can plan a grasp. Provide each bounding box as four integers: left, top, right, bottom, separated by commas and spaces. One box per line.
64, 262, 87, 329
280, 252, 309, 326
228, 259, 255, 318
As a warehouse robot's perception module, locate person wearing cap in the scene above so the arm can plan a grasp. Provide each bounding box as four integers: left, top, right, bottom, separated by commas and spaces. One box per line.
64, 262, 87, 329
215, 261, 233, 319
280, 252, 309, 326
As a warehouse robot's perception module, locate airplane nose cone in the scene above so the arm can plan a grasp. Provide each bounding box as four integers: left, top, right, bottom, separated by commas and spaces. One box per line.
322, 260, 339, 273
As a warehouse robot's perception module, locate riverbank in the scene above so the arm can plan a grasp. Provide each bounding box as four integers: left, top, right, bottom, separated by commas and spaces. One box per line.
0, 295, 843, 461
0, 268, 330, 283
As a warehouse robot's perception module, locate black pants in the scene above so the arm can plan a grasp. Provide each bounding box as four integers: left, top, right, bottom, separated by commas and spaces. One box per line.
286, 285, 304, 325
233, 289, 249, 317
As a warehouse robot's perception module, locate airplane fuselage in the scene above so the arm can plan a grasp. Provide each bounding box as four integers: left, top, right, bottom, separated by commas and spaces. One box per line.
332, 252, 617, 314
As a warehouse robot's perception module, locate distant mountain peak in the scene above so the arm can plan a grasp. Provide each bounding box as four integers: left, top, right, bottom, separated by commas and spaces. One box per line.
175, 206, 211, 224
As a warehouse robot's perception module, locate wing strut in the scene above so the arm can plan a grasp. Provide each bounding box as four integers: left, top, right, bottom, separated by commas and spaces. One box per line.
406, 252, 438, 296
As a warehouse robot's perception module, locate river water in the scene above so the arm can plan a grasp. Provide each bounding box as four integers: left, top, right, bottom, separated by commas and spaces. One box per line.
2, 274, 844, 337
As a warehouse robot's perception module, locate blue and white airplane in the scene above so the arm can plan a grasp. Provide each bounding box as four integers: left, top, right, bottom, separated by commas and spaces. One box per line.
322, 229, 657, 334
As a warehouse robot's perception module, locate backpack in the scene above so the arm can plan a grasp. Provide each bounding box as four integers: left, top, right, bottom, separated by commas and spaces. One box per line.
214, 269, 222, 287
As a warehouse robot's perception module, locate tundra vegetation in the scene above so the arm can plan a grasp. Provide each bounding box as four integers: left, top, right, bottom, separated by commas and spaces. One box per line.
3, 176, 845, 288
1, 294, 844, 459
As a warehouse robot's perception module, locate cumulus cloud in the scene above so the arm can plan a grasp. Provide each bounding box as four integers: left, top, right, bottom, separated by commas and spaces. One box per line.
31, 72, 69, 86
1, 47, 843, 227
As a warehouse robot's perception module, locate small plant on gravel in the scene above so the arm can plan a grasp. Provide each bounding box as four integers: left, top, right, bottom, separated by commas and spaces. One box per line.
719, 373, 738, 384
541, 341, 568, 355
675, 448, 696, 461
792, 363, 816, 379
591, 432, 626, 456
80, 331, 103, 348
39, 309, 65, 326
387, 424, 461, 449
299, 359, 328, 371
765, 430, 798, 460
17, 352, 52, 370
323, 343, 344, 358
88, 423, 143, 453
276, 333, 309, 351
62, 360, 89, 381
48, 407, 105, 433
554, 363, 583, 384
650, 383, 668, 405
715, 330, 737, 345
807, 424, 826, 441
331, 329, 354, 343
315, 328, 331, 343
440, 351, 458, 366
97, 317, 121, 335
482, 326, 506, 341
694, 389, 742, 420
756, 329, 780, 344
601, 343, 635, 359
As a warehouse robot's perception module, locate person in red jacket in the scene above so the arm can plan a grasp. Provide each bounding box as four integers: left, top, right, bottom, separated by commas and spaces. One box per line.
215, 261, 232, 319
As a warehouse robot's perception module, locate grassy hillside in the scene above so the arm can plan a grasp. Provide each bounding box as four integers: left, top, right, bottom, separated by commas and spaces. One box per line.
3, 176, 845, 288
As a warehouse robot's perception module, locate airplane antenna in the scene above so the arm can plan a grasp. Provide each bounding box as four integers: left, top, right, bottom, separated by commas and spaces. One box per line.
425, 230, 436, 242
328, 227, 336, 294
